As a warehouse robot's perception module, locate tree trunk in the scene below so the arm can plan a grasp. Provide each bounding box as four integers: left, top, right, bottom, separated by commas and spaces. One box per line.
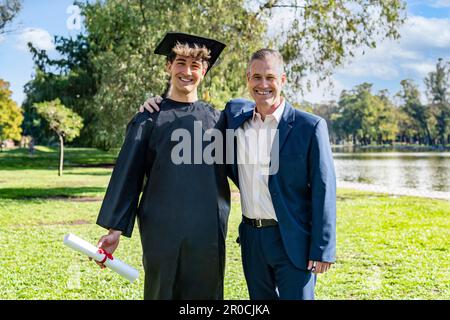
59, 135, 64, 176
424, 124, 432, 146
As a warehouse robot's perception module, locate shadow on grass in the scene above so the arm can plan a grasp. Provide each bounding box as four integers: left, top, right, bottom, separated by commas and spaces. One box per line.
337, 191, 389, 202
0, 186, 106, 200
64, 171, 113, 176
0, 147, 117, 170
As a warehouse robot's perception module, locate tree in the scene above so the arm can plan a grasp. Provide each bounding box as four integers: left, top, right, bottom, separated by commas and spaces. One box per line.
396, 79, 432, 145
311, 101, 339, 143
375, 89, 398, 144
0, 79, 23, 147
34, 99, 83, 176
424, 58, 450, 145
0, 0, 22, 34
74, 0, 267, 149
24, 0, 406, 149
334, 83, 397, 145
22, 34, 98, 146
78, 0, 405, 148
264, 0, 406, 97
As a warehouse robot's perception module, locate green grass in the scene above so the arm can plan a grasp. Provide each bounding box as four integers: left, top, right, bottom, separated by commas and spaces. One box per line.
0, 147, 449, 299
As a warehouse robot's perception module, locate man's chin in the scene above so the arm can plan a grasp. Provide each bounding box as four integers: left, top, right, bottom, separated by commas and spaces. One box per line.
253, 98, 274, 108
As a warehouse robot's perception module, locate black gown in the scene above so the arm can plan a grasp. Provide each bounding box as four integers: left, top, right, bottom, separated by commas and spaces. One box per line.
96, 98, 230, 299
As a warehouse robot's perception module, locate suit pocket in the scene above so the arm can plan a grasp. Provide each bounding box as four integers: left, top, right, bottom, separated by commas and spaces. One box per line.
278, 154, 306, 177
279, 154, 304, 161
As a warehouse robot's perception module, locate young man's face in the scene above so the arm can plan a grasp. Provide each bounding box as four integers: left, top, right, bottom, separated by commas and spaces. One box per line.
247, 56, 286, 109
167, 55, 206, 95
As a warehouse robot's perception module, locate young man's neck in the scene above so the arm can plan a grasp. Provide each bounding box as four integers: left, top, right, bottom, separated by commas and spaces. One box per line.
167, 89, 198, 103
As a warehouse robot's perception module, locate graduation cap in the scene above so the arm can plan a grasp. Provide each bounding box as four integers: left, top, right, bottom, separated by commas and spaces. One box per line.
154, 32, 226, 74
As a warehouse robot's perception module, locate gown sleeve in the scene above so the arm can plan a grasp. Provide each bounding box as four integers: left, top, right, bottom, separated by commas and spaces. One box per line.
96, 112, 154, 237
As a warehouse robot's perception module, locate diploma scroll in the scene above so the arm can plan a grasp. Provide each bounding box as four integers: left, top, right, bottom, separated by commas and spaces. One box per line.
63, 233, 139, 283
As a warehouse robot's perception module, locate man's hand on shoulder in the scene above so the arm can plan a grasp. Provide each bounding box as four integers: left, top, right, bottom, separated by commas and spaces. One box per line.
139, 95, 162, 113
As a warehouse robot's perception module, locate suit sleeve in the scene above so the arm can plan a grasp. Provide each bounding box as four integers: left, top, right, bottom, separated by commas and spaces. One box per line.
308, 119, 336, 262
96, 113, 153, 237
222, 103, 239, 185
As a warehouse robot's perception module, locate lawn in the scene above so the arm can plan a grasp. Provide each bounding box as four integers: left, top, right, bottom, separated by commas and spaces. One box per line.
0, 147, 449, 299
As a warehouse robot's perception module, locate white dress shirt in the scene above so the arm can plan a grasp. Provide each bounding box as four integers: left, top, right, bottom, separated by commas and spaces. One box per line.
236, 99, 285, 221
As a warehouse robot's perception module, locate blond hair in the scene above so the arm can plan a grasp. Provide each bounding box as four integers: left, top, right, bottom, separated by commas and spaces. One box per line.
168, 42, 211, 70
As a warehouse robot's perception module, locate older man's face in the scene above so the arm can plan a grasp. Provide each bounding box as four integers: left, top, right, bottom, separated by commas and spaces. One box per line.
247, 56, 286, 109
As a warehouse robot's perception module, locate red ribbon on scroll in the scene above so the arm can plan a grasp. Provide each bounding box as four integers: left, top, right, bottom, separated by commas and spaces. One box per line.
98, 248, 114, 264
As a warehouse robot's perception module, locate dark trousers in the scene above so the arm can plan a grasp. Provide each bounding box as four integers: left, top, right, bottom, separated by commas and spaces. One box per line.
239, 222, 316, 300
142, 240, 224, 300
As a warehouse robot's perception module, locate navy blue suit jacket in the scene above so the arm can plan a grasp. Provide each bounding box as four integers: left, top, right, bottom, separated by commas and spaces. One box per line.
224, 98, 336, 270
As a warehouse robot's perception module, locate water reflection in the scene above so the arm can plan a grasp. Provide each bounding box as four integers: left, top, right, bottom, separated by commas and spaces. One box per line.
333, 152, 450, 193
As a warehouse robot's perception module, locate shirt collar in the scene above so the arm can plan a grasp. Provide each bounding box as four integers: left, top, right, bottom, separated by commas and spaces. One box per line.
252, 97, 285, 123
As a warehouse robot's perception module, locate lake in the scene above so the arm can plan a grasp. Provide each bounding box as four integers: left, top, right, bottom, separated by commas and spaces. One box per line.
333, 151, 450, 200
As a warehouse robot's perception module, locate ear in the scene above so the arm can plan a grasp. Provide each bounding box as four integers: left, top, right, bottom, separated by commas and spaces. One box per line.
280, 72, 287, 86
165, 61, 172, 73
245, 70, 251, 83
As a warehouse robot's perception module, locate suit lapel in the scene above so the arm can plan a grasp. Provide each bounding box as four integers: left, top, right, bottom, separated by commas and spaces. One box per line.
273, 101, 295, 154
268, 101, 295, 180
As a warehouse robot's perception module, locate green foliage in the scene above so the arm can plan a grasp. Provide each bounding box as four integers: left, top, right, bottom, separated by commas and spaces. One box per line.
424, 58, 450, 145
0, 79, 23, 142
22, 35, 98, 146
396, 79, 433, 144
22, 0, 406, 149
76, 0, 266, 149
34, 99, 83, 142
300, 58, 450, 147
331, 83, 398, 145
0, 0, 21, 34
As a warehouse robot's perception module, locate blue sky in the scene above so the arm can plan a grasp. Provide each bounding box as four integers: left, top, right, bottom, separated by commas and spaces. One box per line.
0, 0, 86, 104
1, 0, 450, 105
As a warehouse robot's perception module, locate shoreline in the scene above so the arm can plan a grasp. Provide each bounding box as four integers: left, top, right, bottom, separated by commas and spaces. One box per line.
337, 181, 450, 201
331, 144, 450, 152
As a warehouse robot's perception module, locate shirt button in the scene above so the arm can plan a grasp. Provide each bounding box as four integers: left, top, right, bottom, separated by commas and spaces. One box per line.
272, 192, 278, 197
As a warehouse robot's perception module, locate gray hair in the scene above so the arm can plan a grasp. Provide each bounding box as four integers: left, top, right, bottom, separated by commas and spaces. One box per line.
247, 49, 285, 75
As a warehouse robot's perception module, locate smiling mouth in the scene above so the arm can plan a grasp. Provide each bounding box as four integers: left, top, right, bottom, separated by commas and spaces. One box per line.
178, 76, 194, 84
254, 89, 273, 96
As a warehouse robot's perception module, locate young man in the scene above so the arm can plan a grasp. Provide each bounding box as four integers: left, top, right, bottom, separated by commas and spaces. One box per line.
95, 32, 230, 300
141, 48, 336, 300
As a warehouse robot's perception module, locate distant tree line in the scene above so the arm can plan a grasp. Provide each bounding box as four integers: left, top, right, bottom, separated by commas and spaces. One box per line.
309, 59, 450, 146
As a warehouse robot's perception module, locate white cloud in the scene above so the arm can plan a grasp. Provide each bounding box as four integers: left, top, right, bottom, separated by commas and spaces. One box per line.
266, 10, 450, 99
430, 0, 450, 8
334, 15, 450, 80
400, 62, 436, 77
338, 61, 400, 80
16, 28, 54, 52
401, 16, 450, 50
0, 34, 5, 44
295, 75, 346, 103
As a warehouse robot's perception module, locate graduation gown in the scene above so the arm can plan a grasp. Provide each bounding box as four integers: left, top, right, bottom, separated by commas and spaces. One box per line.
96, 98, 230, 299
